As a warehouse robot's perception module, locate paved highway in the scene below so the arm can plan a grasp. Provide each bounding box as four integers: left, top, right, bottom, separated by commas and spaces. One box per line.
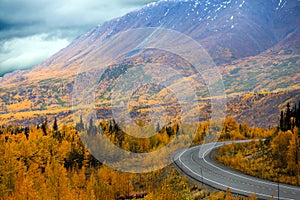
173, 141, 300, 200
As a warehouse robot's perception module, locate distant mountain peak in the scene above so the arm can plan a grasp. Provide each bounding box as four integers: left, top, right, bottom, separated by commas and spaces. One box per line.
1, 0, 299, 85
0, 0, 299, 129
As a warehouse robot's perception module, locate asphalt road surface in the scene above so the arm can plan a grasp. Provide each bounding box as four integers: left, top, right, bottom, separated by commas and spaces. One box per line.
173, 140, 300, 200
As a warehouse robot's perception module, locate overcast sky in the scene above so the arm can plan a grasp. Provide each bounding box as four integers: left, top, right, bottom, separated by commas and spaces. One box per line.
0, 0, 158, 76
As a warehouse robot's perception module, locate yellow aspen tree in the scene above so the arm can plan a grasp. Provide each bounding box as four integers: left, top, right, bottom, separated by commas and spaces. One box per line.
225, 188, 233, 200
85, 171, 98, 200
0, 142, 22, 196
44, 160, 69, 200
287, 132, 299, 175
70, 167, 86, 199
271, 131, 292, 168
248, 194, 258, 200
11, 170, 40, 200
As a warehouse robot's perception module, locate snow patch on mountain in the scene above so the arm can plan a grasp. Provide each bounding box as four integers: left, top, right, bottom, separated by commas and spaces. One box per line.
276, 0, 287, 10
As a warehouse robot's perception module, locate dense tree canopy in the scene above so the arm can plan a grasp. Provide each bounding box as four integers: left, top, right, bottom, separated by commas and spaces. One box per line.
217, 100, 300, 186
0, 116, 266, 199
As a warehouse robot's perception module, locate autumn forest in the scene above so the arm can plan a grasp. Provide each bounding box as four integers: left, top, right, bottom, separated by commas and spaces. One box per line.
1, 101, 299, 199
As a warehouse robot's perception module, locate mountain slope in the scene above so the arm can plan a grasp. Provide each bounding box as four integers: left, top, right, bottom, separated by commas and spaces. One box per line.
0, 0, 300, 127
1, 0, 300, 86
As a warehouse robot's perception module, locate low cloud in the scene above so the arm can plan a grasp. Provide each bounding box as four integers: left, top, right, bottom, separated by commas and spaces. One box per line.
0, 0, 158, 76
0, 34, 69, 76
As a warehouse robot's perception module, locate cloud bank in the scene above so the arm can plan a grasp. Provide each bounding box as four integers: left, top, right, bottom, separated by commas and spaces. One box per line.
0, 0, 158, 76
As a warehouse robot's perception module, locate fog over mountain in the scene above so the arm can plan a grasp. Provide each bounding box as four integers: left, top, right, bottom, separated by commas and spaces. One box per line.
0, 0, 159, 76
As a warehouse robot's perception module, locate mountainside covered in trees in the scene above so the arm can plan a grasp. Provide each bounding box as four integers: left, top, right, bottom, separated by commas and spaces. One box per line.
0, 0, 299, 128
217, 100, 300, 187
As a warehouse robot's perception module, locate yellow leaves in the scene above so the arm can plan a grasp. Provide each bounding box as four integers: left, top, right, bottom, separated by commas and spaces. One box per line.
28, 126, 44, 140
248, 194, 258, 200
208, 191, 225, 200
10, 170, 41, 200
225, 188, 233, 200
3, 121, 289, 199
6, 99, 33, 112
69, 169, 86, 199
217, 129, 300, 187
271, 131, 293, 168
143, 191, 155, 200
85, 172, 98, 200
151, 182, 181, 200
57, 140, 72, 163
157, 132, 170, 146
286, 132, 300, 174
0, 123, 177, 199
235, 152, 245, 168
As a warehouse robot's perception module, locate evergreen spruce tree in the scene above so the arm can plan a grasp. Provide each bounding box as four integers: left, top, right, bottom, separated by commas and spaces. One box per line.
75, 115, 84, 131
280, 111, 284, 131
24, 127, 29, 140
156, 122, 160, 133
41, 117, 48, 136
285, 103, 292, 131
297, 101, 300, 128
280, 101, 300, 132
88, 117, 97, 136
53, 117, 58, 132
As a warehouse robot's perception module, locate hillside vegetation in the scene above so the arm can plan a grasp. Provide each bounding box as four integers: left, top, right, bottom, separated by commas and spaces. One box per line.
216, 101, 300, 186
0, 116, 275, 199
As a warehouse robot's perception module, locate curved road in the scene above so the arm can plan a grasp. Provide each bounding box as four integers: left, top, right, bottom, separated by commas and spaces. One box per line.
173, 141, 300, 200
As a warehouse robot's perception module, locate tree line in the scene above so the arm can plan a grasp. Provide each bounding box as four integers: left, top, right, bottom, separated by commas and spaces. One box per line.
217, 100, 300, 186
279, 101, 300, 133
0, 113, 274, 199
0, 117, 263, 199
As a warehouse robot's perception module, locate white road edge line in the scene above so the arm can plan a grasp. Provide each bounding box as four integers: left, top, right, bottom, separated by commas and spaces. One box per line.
176, 144, 294, 200
202, 142, 300, 191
